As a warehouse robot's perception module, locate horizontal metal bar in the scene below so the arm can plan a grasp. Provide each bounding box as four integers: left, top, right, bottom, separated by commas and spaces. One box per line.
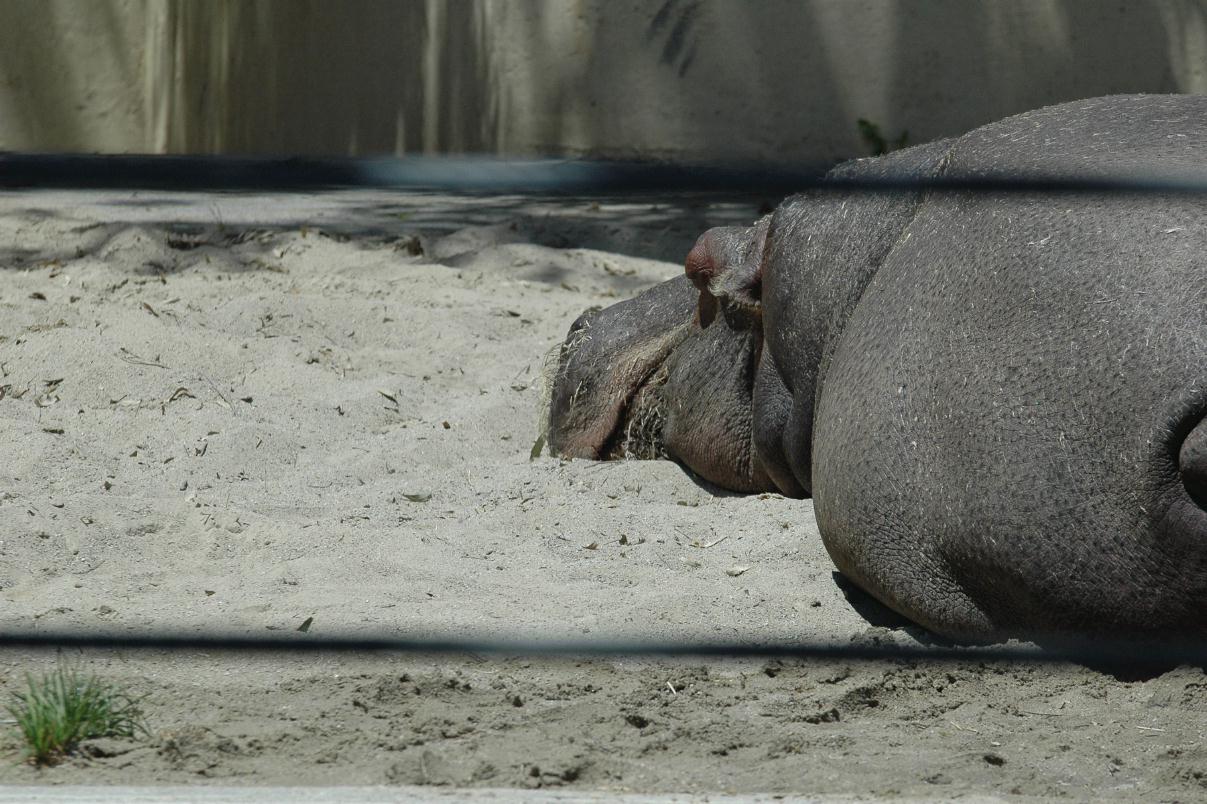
0, 630, 1196, 668
3, 152, 1207, 196
0, 153, 823, 193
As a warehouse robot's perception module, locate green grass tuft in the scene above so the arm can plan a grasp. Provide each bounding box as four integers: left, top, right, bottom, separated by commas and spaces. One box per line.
7, 665, 147, 765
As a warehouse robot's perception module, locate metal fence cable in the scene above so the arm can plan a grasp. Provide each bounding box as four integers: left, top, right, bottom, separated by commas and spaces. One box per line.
0, 630, 1202, 669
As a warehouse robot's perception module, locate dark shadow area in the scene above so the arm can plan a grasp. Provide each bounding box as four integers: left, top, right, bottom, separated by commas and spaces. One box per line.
827, 571, 976, 653
101, 198, 196, 207
1026, 634, 1204, 682
0, 152, 826, 195
0, 186, 772, 270
831, 572, 1201, 681
0, 246, 43, 265
677, 467, 752, 499
831, 571, 916, 632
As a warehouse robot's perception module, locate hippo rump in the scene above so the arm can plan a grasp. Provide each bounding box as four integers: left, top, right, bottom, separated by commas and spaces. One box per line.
547, 95, 1207, 642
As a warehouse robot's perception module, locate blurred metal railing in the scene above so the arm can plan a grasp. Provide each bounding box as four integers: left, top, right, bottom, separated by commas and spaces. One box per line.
3, 153, 1207, 196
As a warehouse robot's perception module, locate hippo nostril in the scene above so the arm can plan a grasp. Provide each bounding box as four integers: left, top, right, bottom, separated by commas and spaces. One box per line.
1180, 416, 1207, 510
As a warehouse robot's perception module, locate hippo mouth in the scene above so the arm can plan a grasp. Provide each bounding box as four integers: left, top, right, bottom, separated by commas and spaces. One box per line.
545, 305, 692, 462
546, 269, 772, 493
600, 361, 671, 461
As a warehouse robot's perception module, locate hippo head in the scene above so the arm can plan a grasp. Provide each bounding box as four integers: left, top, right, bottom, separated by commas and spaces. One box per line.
547, 218, 781, 493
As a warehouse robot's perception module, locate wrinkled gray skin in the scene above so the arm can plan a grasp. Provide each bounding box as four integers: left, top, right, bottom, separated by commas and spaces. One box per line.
548, 95, 1207, 641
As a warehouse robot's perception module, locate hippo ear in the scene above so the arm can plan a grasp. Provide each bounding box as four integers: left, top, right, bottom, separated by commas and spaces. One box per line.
684, 217, 769, 327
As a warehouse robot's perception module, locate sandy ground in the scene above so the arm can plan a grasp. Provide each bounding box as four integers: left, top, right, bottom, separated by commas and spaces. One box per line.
0, 188, 1205, 799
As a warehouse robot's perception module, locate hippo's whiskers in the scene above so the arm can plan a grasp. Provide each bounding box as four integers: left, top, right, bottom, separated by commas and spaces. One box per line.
535, 340, 569, 454
611, 365, 670, 461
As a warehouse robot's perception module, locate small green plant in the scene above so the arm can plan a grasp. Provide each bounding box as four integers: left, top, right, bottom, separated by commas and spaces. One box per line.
7, 665, 147, 765
857, 118, 910, 156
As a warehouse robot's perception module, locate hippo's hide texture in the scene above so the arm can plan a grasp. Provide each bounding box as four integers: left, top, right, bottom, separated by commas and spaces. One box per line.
758, 138, 956, 496
783, 95, 1207, 639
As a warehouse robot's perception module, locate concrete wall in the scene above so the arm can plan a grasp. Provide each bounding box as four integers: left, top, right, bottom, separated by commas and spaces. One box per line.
0, 0, 148, 153
3, 0, 1207, 163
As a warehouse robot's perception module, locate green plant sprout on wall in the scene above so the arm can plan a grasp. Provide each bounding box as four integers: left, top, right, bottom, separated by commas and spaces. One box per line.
857, 118, 910, 156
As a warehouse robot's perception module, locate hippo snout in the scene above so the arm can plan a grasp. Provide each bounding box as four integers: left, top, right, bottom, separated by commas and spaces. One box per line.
547, 276, 697, 461
547, 220, 779, 492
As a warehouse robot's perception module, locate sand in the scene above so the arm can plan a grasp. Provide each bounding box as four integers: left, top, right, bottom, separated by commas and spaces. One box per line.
0, 187, 1204, 799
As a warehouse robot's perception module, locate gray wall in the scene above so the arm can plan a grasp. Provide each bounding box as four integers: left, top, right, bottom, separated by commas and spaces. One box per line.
3, 0, 1207, 162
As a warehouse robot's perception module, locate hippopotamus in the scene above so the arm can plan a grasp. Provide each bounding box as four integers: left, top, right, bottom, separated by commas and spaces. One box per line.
547, 95, 1207, 642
